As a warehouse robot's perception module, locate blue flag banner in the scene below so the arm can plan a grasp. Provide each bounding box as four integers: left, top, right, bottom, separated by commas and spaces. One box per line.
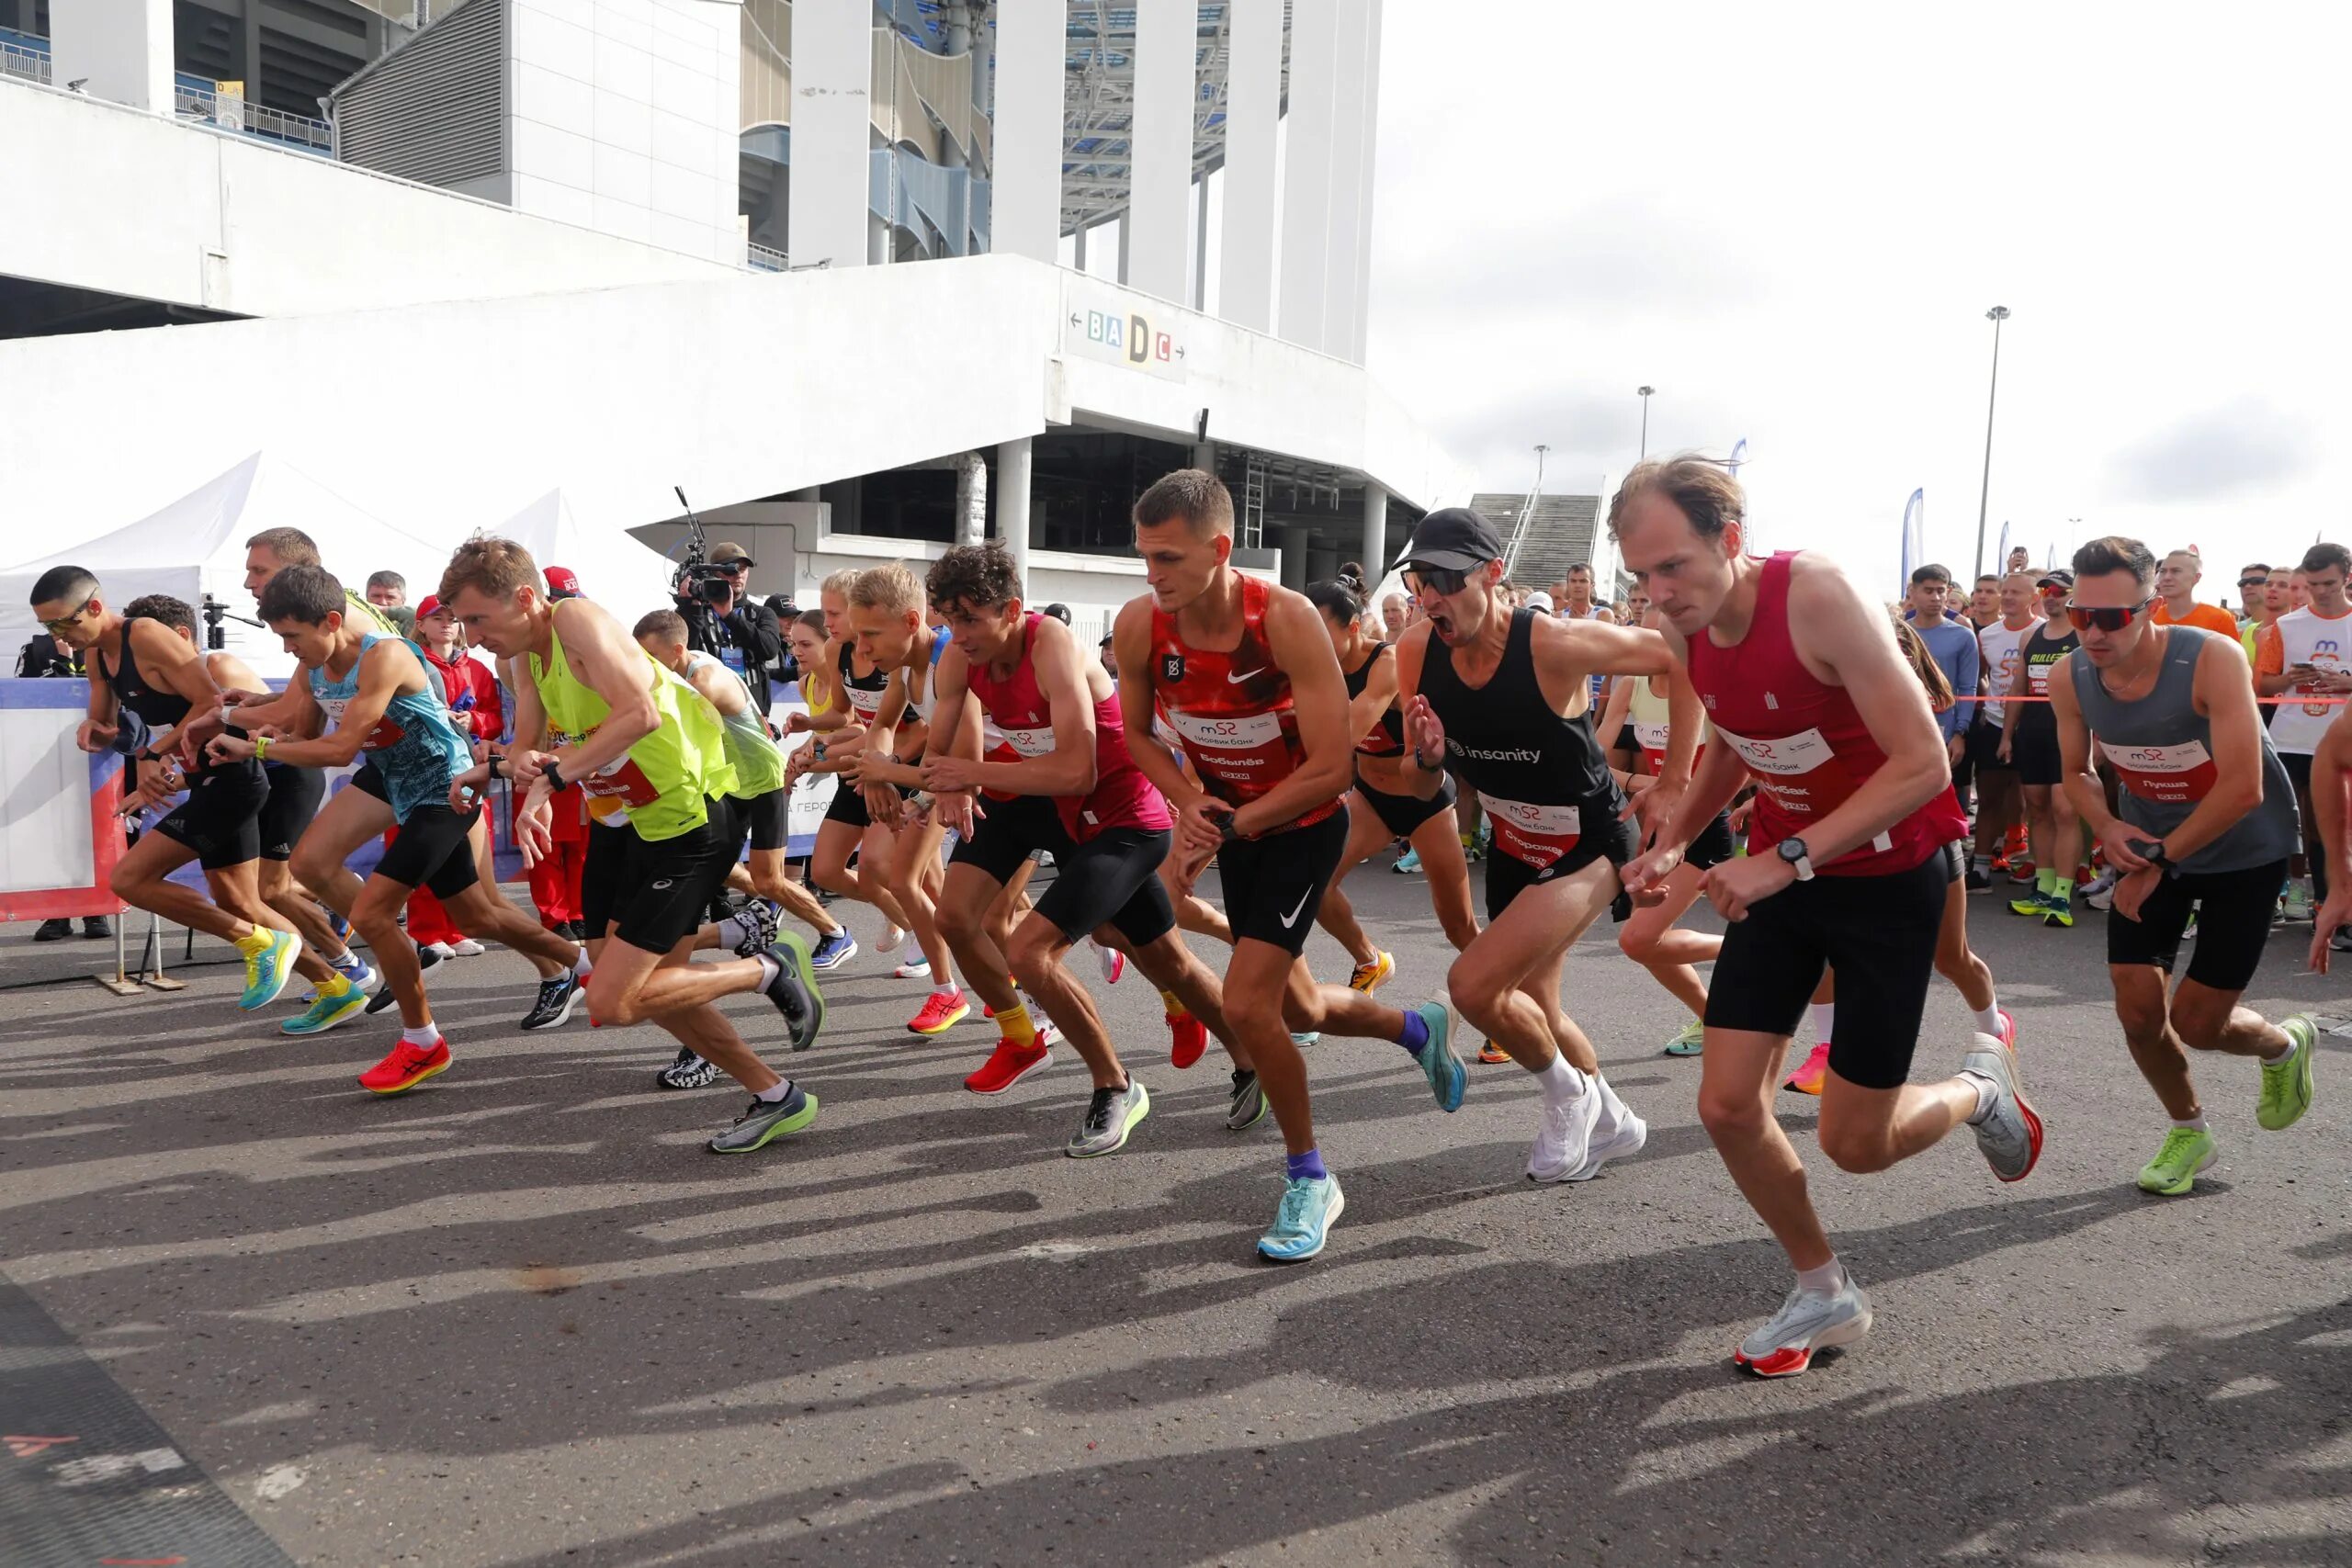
1899, 489, 1925, 597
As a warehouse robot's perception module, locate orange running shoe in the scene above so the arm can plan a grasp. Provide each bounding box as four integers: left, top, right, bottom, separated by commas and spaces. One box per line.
1477, 1039, 1510, 1065
359, 1037, 450, 1096
1784, 1041, 1830, 1096
966, 1032, 1053, 1094
1169, 1012, 1207, 1069
908, 989, 971, 1035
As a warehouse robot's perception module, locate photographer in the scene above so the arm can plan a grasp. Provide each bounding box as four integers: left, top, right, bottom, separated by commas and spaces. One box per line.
677, 541, 783, 719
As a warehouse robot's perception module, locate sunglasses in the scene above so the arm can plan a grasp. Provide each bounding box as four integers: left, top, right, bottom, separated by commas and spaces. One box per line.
1407, 567, 1472, 598
40, 598, 95, 635
2238, 577, 2268, 590
2065, 598, 2152, 633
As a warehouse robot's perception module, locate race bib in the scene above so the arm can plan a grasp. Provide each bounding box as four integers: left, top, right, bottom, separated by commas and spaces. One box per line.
314, 694, 405, 751
2098, 737, 2217, 806
1476, 792, 1581, 869
1167, 706, 1294, 791
999, 724, 1057, 758
1714, 723, 1894, 852
550, 726, 661, 823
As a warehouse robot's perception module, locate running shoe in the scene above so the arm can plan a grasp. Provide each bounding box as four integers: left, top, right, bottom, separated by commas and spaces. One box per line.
1066, 1078, 1150, 1158
1566, 1097, 1649, 1181
449, 938, 486, 957
656, 1047, 720, 1091
1961, 1033, 2042, 1182
2081, 870, 2118, 911
238, 929, 303, 1010
966, 1032, 1054, 1095
876, 923, 907, 954
1963, 863, 1991, 892
2007, 859, 2037, 886
1662, 1018, 1706, 1057
1227, 1068, 1268, 1130
280, 984, 369, 1036
1094, 939, 1126, 985
1257, 1173, 1344, 1263
1169, 1011, 1208, 1069
2332, 927, 2352, 955
1459, 832, 1483, 865
300, 960, 379, 1009
1390, 846, 1422, 875
326, 908, 353, 943
1474, 822, 1492, 860
1527, 1084, 1601, 1183
2284, 882, 2314, 921
358, 1037, 450, 1096
365, 942, 444, 1015
1349, 951, 1396, 994
2041, 894, 2075, 930
419, 942, 457, 961
2007, 890, 2049, 918
2257, 1015, 2317, 1131
1477, 1039, 1510, 1065
2136, 1125, 2217, 1194
808, 928, 858, 970
1414, 1000, 1465, 1112
1290, 1031, 1320, 1046
907, 988, 968, 1036
1994, 1008, 2017, 1049
762, 934, 826, 1051
1784, 1041, 1830, 1095
1734, 1272, 1873, 1378
708, 1088, 820, 1153
1990, 852, 2011, 874
520, 969, 584, 1032
895, 955, 933, 980
722, 898, 782, 956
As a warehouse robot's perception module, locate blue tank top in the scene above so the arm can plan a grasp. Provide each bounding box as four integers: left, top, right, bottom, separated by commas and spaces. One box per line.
309, 633, 475, 822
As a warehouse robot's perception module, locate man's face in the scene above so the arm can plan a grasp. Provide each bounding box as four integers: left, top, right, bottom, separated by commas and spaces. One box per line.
31, 590, 103, 649
847, 602, 920, 669
1133, 518, 1227, 613
2291, 572, 2311, 610
2037, 582, 2070, 621
1626, 587, 1652, 624
715, 561, 751, 601
243, 546, 288, 601
1099, 639, 1119, 678
1381, 595, 1408, 637
934, 596, 1020, 664
2305, 564, 2347, 614
2266, 576, 2295, 614
1615, 495, 1736, 636
367, 584, 404, 610
1999, 573, 2036, 619
2070, 570, 2154, 668
1405, 558, 1503, 647
1969, 582, 1998, 622
2154, 554, 2199, 600
1564, 569, 1594, 607
447, 583, 536, 659
1907, 577, 1951, 620
268, 612, 340, 668
635, 632, 690, 674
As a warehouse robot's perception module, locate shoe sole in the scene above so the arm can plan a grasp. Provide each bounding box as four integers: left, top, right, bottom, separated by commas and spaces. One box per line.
1734, 1307, 1874, 1378
1420, 999, 1466, 1112
1226, 1094, 1268, 1133
362, 1057, 449, 1097
810, 939, 858, 972
1258, 1183, 1345, 1263
967, 1048, 1053, 1096
1562, 1114, 1648, 1182
520, 982, 583, 1032
2137, 1143, 2217, 1195
1663, 1037, 1705, 1057
1350, 955, 1395, 995
1969, 1042, 2044, 1182
708, 1093, 821, 1154
1067, 1085, 1150, 1158
908, 1005, 970, 1036
281, 995, 369, 1036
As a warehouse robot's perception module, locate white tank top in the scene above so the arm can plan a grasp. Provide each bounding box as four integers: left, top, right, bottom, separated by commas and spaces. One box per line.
2268, 606, 2352, 754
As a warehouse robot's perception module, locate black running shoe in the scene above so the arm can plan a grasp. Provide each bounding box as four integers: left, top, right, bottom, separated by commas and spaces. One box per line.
656, 1046, 720, 1090
520, 968, 583, 1032
364, 941, 447, 1015
761, 935, 825, 1052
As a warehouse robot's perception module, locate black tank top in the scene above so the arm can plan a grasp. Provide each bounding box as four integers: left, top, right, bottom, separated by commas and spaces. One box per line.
1418, 607, 1623, 868
1342, 641, 1405, 756
836, 641, 890, 722
100, 617, 246, 783
2017, 622, 2079, 733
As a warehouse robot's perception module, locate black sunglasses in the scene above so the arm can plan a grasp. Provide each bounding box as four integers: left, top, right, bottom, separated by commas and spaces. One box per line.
2065, 598, 2152, 633
40, 598, 95, 635
1407, 566, 1472, 598
2238, 577, 2268, 590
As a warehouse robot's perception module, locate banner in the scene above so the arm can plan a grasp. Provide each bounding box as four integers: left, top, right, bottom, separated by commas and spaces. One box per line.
1899, 489, 1925, 597
1996, 519, 2010, 579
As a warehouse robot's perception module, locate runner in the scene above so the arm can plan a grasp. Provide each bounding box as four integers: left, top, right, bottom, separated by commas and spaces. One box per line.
213, 566, 594, 1091
1969, 570, 2041, 888
1592, 605, 1727, 1057
440, 537, 826, 1154
1115, 469, 1461, 1264
1616, 457, 2041, 1378
1998, 570, 2084, 926
2256, 543, 2352, 937
916, 542, 1238, 1155
29, 567, 328, 1013
1391, 507, 1667, 1179
1302, 567, 1480, 1008
397, 593, 505, 962
2049, 536, 2312, 1194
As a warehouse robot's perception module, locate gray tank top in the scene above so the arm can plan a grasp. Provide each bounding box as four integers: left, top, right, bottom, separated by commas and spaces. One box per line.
2067, 626, 2299, 874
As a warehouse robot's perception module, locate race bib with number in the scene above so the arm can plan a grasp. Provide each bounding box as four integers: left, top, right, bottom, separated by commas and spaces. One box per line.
1713, 723, 1894, 853
1167, 707, 1292, 789
2098, 737, 2217, 806
315, 694, 406, 751
1476, 792, 1581, 869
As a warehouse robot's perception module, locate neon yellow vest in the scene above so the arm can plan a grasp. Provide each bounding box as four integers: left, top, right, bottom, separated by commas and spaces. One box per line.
531, 602, 736, 840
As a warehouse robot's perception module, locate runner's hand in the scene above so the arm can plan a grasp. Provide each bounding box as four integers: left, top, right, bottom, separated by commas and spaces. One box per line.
1177, 797, 1230, 858
206, 733, 255, 764
1729, 797, 1754, 836
1620, 841, 1685, 898
863, 782, 900, 824
784, 712, 815, 735
2109, 865, 2161, 922
921, 755, 978, 794
507, 749, 557, 787
1168, 840, 1215, 902
2311, 892, 2352, 972
1698, 851, 1794, 922
2096, 821, 2157, 874
1625, 774, 1682, 849
75, 717, 116, 753
448, 761, 492, 812
1402, 694, 1445, 764
514, 781, 554, 867
1996, 731, 2013, 763
935, 790, 978, 839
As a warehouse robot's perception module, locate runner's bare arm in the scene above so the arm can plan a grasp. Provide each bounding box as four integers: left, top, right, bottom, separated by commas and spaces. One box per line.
1114, 595, 1200, 814
1232, 588, 1353, 837
218, 639, 416, 769
786, 642, 853, 733
1393, 623, 1448, 802
918, 642, 972, 762
855, 663, 923, 794
1595, 669, 1635, 772
533, 599, 659, 782
1629, 617, 1747, 878
1344, 644, 1398, 747
684, 658, 751, 721
135, 616, 227, 728
2047, 653, 2141, 869
930, 617, 1099, 799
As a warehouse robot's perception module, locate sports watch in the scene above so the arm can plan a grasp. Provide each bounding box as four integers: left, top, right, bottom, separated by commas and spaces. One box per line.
1776, 837, 1815, 881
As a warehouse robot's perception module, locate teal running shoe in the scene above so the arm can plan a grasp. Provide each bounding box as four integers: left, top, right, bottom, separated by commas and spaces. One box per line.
1663, 1017, 1706, 1056
280, 983, 369, 1036
238, 929, 302, 1010
1391, 845, 1422, 874
1414, 999, 1464, 1112
1257, 1173, 1345, 1263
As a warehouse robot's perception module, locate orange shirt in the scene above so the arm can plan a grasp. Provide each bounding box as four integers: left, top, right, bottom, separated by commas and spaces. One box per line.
2152, 599, 2241, 641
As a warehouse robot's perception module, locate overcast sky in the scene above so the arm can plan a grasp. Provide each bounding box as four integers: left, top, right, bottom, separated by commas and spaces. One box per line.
1361, 0, 2352, 606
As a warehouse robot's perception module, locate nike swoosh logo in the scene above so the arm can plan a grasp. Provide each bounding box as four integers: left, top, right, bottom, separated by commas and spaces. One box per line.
1278, 886, 1313, 928
1226, 667, 1261, 683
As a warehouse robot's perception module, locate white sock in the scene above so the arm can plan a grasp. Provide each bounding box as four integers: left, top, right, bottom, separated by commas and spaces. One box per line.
2172, 1114, 2208, 1132
2261, 1032, 2296, 1064
754, 1077, 794, 1103
401, 1023, 438, 1047
756, 953, 782, 987
1809, 1002, 1835, 1044
1535, 1053, 1589, 1104
1971, 999, 2003, 1036
571, 947, 594, 978
1794, 1258, 1845, 1296
932, 984, 962, 1001
1958, 1068, 1999, 1122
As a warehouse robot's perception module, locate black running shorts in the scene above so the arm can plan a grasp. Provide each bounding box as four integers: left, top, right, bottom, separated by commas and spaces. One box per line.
1216, 807, 1350, 956
154, 760, 269, 872
1035, 827, 1176, 949
1356, 774, 1457, 839
257, 762, 325, 863
582, 796, 744, 954
350, 759, 389, 802
740, 786, 790, 852
2108, 857, 2288, 994
1689, 809, 1738, 872
375, 805, 483, 899
1485, 807, 1636, 921
949, 793, 1057, 884
820, 777, 870, 830
1703, 852, 1947, 1090
2009, 714, 2064, 787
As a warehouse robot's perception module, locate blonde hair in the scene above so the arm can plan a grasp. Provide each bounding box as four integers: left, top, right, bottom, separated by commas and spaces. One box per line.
847, 562, 922, 614
1890, 612, 1954, 712
820, 567, 859, 601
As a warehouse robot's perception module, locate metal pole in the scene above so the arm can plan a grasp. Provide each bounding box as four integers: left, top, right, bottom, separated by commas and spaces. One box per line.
1972, 306, 2011, 581
1637, 386, 1655, 461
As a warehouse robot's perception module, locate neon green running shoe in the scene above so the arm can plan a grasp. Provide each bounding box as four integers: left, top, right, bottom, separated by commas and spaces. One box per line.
280, 982, 368, 1036
2136, 1125, 2217, 1195
1662, 1018, 1706, 1057
2007, 892, 2047, 917
2041, 894, 2075, 930
2257, 1015, 2317, 1132
238, 929, 302, 1010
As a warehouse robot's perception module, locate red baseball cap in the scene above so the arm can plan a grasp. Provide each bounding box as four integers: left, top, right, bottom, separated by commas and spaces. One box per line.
415, 594, 445, 620
544, 566, 582, 600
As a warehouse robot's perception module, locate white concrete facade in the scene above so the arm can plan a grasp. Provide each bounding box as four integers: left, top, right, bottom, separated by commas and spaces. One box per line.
786, 1, 874, 270
49, 0, 172, 113
1124, 0, 1193, 305
1216, 0, 1283, 333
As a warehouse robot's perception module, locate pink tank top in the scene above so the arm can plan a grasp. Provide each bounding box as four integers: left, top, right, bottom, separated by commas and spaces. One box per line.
1685, 553, 1965, 875
965, 613, 1171, 842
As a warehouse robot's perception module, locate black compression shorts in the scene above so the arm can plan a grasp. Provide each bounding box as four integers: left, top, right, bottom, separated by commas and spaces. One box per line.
741, 786, 790, 852
1485, 807, 1635, 920
2108, 858, 2289, 994
1216, 807, 1350, 956
1356, 774, 1457, 839
582, 797, 746, 954
153, 761, 269, 872
375, 805, 482, 900
258, 763, 325, 863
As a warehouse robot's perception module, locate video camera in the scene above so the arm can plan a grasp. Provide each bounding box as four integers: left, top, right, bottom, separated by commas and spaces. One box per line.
669, 486, 735, 610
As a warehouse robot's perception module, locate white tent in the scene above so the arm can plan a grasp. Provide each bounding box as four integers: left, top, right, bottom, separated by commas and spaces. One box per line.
478, 489, 679, 621
1, 453, 452, 678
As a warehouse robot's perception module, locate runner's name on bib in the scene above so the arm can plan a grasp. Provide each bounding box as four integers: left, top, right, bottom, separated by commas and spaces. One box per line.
2098, 737, 2217, 805
313, 694, 405, 750
998, 724, 1057, 758
1713, 723, 1893, 852
1475, 792, 1581, 869
1714, 724, 1833, 778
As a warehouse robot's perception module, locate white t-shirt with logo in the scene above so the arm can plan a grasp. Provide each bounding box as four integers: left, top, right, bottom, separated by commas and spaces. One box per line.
2268, 605, 2352, 755
1977, 615, 2041, 729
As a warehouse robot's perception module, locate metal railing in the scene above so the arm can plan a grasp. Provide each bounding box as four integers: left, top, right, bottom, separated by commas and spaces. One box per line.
173, 83, 332, 154
1, 38, 51, 85
747, 242, 789, 273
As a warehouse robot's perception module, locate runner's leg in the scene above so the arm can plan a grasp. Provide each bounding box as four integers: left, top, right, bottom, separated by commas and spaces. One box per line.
1615, 860, 1718, 1016
1407, 804, 1482, 953
1311, 790, 1396, 969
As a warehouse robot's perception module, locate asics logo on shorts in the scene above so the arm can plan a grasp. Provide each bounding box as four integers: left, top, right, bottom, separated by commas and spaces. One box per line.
650, 879, 674, 890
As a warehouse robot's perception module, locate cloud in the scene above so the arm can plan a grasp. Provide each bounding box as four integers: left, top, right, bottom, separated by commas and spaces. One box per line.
2103, 399, 2316, 504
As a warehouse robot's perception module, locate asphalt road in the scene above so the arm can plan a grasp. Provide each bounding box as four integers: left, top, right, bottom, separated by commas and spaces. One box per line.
3, 863, 2349, 1568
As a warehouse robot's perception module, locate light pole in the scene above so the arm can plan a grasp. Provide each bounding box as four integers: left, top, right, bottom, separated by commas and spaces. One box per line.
1637, 386, 1655, 460
1972, 306, 2010, 581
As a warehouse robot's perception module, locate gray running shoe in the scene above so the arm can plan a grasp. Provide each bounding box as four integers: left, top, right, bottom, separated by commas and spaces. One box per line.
761, 934, 826, 1052
1227, 1069, 1268, 1132
1961, 1033, 2043, 1182
1734, 1271, 1873, 1377
1067, 1078, 1150, 1158
707, 1086, 819, 1154
724, 898, 782, 957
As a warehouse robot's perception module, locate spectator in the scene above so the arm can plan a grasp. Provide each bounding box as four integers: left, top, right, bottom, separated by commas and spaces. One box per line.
1904, 563, 1981, 796
16, 628, 80, 678
1041, 603, 1072, 625
2236, 563, 2270, 624
2150, 548, 2242, 638
366, 570, 414, 638
2256, 542, 2352, 925
1966, 573, 2001, 629
2006, 545, 2032, 574
763, 596, 803, 688
543, 566, 582, 602
1099, 633, 1119, 680
1380, 592, 1408, 640
1559, 563, 1615, 623
679, 541, 783, 722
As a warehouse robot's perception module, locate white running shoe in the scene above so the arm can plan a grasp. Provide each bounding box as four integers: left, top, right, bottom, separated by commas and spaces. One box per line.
1734, 1271, 1874, 1377
1566, 1092, 1648, 1181
877, 923, 907, 954
419, 942, 457, 961
1527, 1085, 1601, 1183
1091, 938, 1125, 985
895, 955, 933, 980
449, 938, 486, 957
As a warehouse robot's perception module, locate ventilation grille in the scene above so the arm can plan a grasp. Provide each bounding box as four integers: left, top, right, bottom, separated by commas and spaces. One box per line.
333, 0, 504, 188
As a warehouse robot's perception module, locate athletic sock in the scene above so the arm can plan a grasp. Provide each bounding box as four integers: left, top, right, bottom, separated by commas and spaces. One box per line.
1285, 1147, 1329, 1182
1158, 988, 1188, 1019
327, 949, 366, 976
400, 1023, 438, 1048
1396, 1008, 1430, 1059
2172, 1114, 2209, 1133
755, 953, 783, 988
1971, 1000, 2003, 1036
2260, 1035, 2295, 1064
1535, 1053, 1589, 1104
1794, 1258, 1845, 1296
1809, 1002, 1835, 1044
2052, 876, 2075, 902
998, 1002, 1039, 1047
2035, 866, 2057, 896
755, 1078, 802, 1107
571, 947, 594, 978
1958, 1069, 1999, 1122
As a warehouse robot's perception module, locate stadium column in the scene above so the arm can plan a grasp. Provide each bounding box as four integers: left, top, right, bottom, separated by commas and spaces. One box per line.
1322, 0, 1378, 364
1126, 0, 1194, 304
1361, 482, 1389, 576
1276, 0, 1340, 353
990, 0, 1062, 265
999, 438, 1034, 598
788, 1, 875, 271
51, 0, 172, 113
1218, 0, 1283, 333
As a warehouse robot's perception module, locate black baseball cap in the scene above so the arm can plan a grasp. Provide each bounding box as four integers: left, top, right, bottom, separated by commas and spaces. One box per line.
2035, 569, 2075, 591
1388, 507, 1505, 575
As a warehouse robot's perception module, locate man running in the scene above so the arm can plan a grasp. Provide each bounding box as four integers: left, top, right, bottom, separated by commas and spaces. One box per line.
915, 542, 1236, 1155
215, 566, 595, 1092
1115, 469, 1459, 1265
2049, 536, 2313, 1194
1999, 570, 2084, 924
30, 566, 323, 1011
2256, 543, 2352, 937
1391, 508, 1669, 1179
1616, 457, 2041, 1378
440, 537, 825, 1154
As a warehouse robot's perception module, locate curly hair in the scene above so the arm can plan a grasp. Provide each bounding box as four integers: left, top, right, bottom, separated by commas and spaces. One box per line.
258, 564, 349, 626
123, 593, 198, 634
927, 542, 1022, 613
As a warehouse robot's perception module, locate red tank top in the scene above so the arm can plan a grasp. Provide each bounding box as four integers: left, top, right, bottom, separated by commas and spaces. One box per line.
967, 613, 1170, 841
1148, 574, 1340, 832
1685, 553, 1965, 875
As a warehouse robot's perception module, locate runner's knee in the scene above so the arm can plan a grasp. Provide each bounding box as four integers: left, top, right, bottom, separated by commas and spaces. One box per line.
1697, 1084, 1770, 1145
1817, 1121, 1898, 1175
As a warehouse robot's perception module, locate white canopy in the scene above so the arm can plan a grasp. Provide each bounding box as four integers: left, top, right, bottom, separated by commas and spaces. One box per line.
477, 489, 679, 622
1, 452, 452, 678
